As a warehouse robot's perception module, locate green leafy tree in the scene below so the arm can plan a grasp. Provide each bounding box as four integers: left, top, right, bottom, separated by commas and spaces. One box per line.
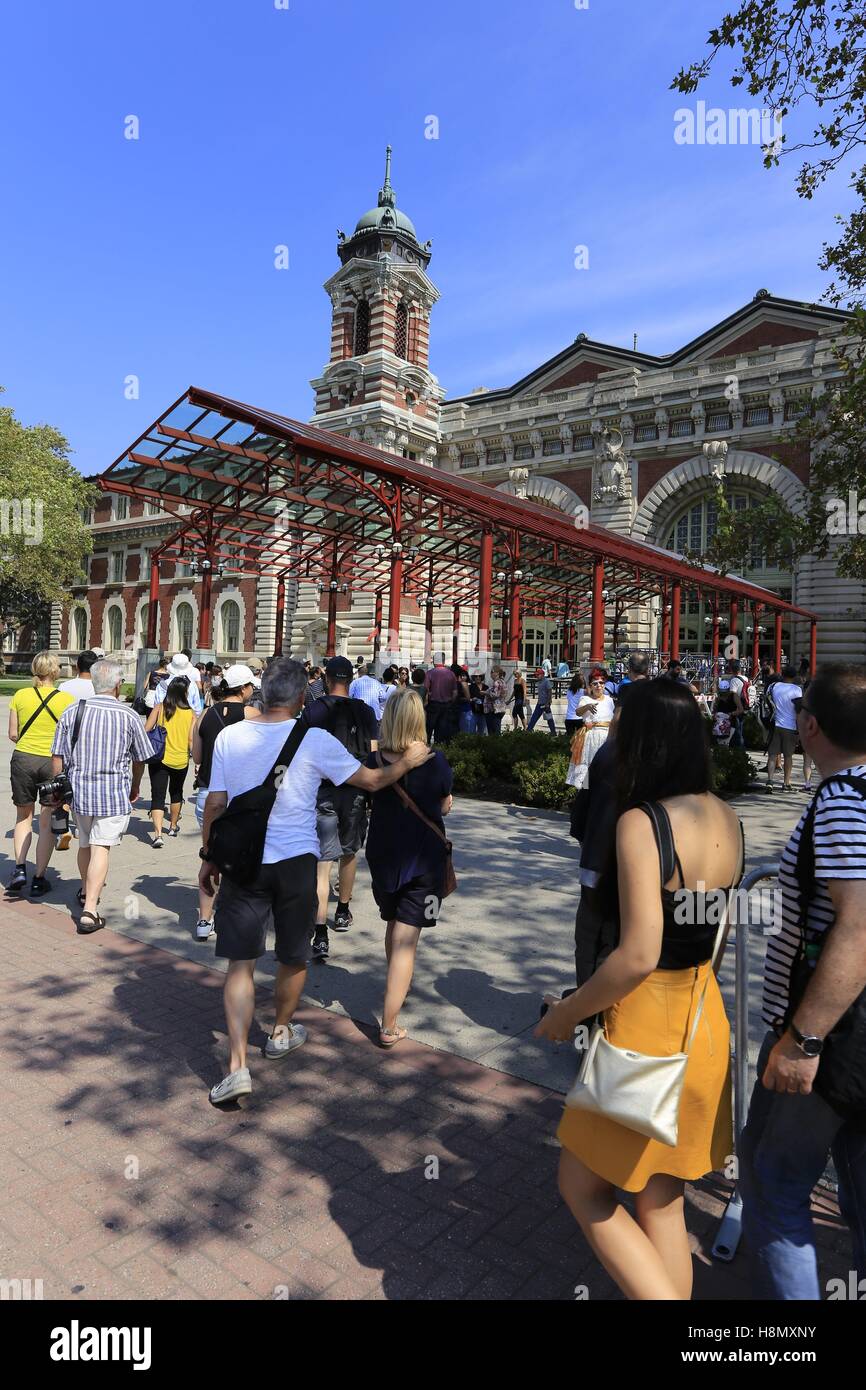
672, 3, 866, 580
0, 389, 96, 644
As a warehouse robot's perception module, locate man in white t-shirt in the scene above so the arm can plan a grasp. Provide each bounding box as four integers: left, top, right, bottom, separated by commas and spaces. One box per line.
765, 663, 803, 792
59, 650, 99, 703
200, 656, 432, 1106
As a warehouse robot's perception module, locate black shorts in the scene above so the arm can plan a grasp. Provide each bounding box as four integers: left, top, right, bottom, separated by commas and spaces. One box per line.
10, 751, 54, 808
316, 787, 368, 860
149, 760, 189, 809
214, 853, 318, 965
371, 870, 444, 930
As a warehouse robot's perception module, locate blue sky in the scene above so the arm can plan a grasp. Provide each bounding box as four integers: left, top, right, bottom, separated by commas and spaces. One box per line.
1, 0, 858, 476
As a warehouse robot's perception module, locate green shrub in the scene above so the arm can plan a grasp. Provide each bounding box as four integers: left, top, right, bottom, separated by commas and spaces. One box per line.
743, 712, 766, 750
512, 755, 575, 810
710, 744, 757, 797
448, 746, 487, 794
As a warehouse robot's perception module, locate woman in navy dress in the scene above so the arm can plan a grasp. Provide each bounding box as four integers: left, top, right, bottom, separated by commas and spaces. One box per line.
365, 687, 453, 1047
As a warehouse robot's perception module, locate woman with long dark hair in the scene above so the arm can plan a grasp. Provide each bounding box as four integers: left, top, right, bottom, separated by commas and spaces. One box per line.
145, 677, 195, 846
537, 679, 742, 1300
565, 671, 586, 739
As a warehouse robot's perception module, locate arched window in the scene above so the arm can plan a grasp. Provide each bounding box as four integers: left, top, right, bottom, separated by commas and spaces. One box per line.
72, 607, 87, 650
354, 300, 370, 355
664, 488, 792, 655
174, 602, 194, 652
394, 302, 409, 359
220, 600, 240, 654
106, 606, 123, 652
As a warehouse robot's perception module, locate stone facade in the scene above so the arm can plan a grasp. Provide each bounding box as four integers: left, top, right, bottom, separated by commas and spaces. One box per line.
50, 165, 863, 675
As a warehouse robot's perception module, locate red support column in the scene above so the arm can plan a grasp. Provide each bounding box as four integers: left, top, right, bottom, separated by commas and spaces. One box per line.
373, 589, 383, 662
809, 620, 818, 674
751, 605, 762, 675
147, 558, 160, 648
326, 585, 337, 658
660, 583, 670, 657
273, 575, 286, 656
424, 560, 434, 662
728, 597, 739, 662
198, 561, 213, 649
452, 605, 460, 665
476, 529, 493, 655
773, 610, 783, 672
590, 557, 605, 662
507, 582, 522, 662
670, 579, 681, 662
387, 549, 403, 655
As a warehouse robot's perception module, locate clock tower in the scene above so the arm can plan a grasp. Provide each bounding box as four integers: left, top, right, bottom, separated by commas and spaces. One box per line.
310, 147, 444, 463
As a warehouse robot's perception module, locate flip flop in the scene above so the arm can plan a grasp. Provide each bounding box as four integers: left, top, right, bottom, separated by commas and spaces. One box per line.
379, 1026, 407, 1049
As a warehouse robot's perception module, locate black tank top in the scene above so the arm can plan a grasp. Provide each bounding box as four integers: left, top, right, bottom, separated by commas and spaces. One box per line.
639, 801, 744, 971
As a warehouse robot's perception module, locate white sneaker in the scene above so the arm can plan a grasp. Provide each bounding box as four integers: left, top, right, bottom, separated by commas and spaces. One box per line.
195, 918, 215, 941
209, 1068, 251, 1105
264, 1023, 308, 1060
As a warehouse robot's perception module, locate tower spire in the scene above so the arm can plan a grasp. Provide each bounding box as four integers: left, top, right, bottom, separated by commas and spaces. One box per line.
378, 145, 395, 208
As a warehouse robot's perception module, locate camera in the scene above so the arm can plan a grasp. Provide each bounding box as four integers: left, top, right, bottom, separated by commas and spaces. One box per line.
38, 775, 73, 808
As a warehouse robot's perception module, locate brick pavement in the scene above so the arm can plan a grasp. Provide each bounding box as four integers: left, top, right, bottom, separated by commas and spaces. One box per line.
0, 897, 851, 1301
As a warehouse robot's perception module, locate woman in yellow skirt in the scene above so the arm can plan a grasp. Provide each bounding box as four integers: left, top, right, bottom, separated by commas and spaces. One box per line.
537, 679, 743, 1300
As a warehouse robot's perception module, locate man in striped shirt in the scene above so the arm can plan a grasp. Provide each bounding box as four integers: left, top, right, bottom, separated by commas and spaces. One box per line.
740, 664, 866, 1299
51, 660, 153, 935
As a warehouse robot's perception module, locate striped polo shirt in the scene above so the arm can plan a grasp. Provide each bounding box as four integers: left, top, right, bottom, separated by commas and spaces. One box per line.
762, 765, 866, 1027
51, 695, 154, 817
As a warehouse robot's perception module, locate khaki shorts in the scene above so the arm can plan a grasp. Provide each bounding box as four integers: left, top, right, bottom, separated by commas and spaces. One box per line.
769, 726, 798, 759
76, 813, 130, 848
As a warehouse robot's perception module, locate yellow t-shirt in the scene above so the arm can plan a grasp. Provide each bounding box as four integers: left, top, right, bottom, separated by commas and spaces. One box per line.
11, 685, 75, 757
157, 705, 194, 769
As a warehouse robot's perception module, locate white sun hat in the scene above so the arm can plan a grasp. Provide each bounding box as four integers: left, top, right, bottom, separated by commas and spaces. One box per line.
166, 652, 192, 678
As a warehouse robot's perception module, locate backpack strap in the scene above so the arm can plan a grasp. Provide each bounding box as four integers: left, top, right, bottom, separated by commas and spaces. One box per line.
264, 720, 308, 792
17, 688, 61, 741
638, 801, 680, 888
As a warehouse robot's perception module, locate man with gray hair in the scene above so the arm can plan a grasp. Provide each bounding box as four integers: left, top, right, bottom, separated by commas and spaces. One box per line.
200, 657, 432, 1105
51, 660, 153, 934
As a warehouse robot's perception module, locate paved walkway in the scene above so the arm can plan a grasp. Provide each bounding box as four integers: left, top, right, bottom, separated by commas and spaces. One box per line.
0, 698, 849, 1299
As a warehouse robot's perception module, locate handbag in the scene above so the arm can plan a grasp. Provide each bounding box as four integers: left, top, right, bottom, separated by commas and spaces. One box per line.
147, 706, 167, 761
564, 802, 737, 1147
206, 721, 307, 886
375, 751, 456, 897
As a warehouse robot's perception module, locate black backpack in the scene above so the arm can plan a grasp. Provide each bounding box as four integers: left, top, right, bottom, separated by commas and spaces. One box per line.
315, 695, 372, 761
206, 722, 307, 886
786, 773, 866, 1129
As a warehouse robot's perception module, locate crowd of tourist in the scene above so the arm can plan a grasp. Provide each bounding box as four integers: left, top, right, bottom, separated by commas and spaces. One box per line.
4, 642, 865, 1303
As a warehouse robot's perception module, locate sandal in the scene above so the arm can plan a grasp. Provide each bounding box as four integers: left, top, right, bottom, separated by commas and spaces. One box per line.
77, 889, 100, 907
77, 911, 105, 936
379, 1026, 407, 1049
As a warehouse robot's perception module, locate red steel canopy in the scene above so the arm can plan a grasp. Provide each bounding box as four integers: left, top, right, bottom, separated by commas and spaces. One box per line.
96, 386, 818, 665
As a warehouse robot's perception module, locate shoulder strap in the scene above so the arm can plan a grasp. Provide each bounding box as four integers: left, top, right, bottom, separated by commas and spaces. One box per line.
638, 801, 678, 887
264, 720, 308, 792
375, 750, 449, 848
17, 688, 61, 740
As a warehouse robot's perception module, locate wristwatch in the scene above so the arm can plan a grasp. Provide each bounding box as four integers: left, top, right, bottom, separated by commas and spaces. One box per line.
789, 1022, 824, 1057
198, 847, 213, 863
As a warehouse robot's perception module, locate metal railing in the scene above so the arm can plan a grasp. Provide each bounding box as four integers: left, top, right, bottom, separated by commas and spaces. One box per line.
711, 862, 779, 1262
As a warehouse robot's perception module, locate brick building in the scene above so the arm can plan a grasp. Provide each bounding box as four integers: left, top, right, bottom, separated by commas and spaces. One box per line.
51, 150, 865, 674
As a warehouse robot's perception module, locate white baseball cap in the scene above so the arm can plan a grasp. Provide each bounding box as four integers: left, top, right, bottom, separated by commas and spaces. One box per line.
222, 663, 258, 689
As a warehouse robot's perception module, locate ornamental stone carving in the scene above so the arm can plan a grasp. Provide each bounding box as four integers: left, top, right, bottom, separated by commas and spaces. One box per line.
508, 466, 531, 499
593, 428, 630, 501
703, 439, 729, 480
